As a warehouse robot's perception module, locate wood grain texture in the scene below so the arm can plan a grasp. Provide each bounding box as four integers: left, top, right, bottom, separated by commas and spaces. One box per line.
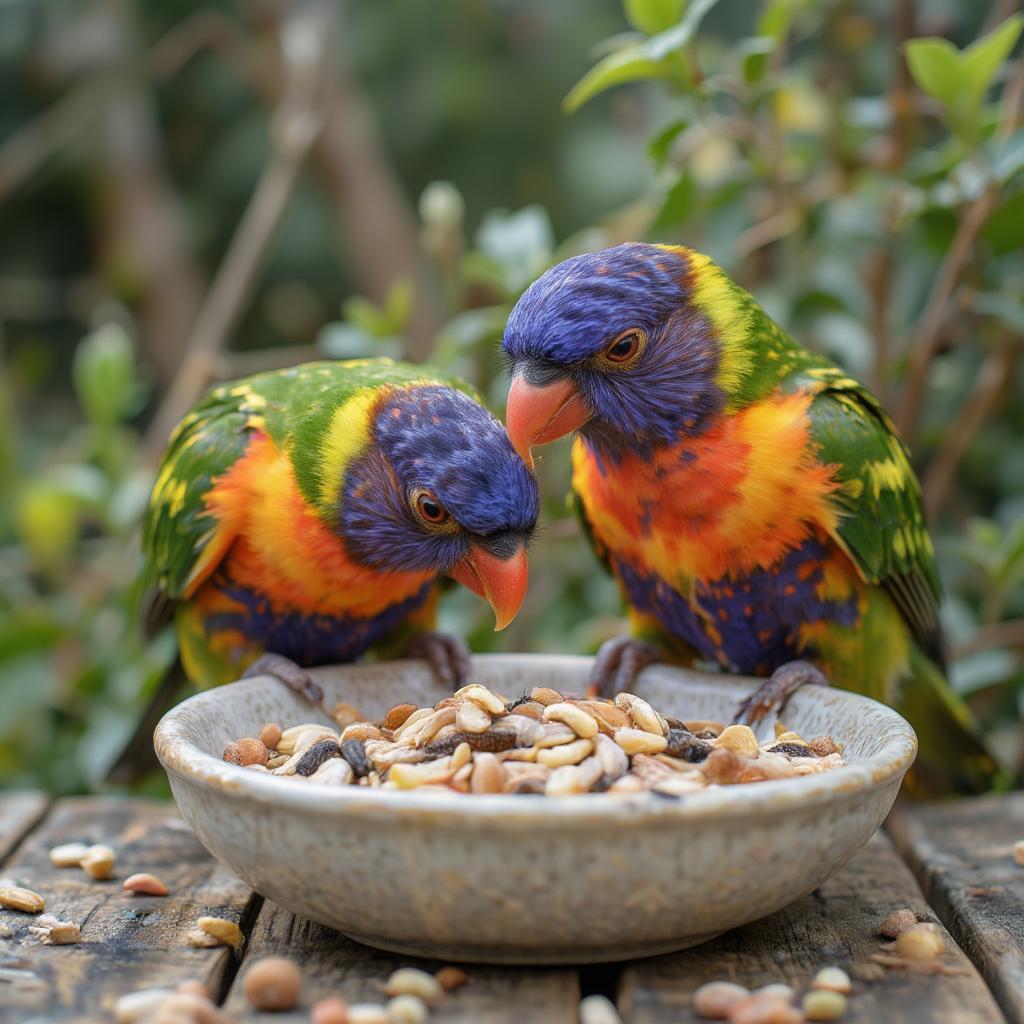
225, 901, 581, 1022
618, 832, 1005, 1024
889, 794, 1024, 1024
0, 792, 47, 862
0, 797, 256, 1023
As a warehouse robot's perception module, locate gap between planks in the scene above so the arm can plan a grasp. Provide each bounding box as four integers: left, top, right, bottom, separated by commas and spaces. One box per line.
889, 794, 1024, 1024
0, 796, 257, 1024
617, 831, 1006, 1024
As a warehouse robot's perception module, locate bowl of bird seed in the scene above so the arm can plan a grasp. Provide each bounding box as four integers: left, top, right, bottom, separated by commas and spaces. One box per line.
154, 654, 916, 964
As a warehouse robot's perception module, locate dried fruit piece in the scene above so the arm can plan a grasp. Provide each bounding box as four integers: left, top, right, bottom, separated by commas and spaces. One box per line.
383, 703, 419, 730
664, 728, 712, 762
80, 844, 117, 880
894, 923, 945, 960
296, 739, 342, 777
528, 686, 563, 706
340, 722, 384, 743
243, 956, 301, 1010
808, 736, 843, 757
341, 738, 373, 778
49, 842, 89, 868
123, 873, 169, 896
196, 915, 243, 949
802, 989, 847, 1021
222, 737, 269, 767
766, 742, 813, 758
384, 967, 444, 1005
693, 980, 749, 1019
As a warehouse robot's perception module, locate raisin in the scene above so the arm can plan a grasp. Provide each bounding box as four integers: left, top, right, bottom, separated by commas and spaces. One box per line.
341, 738, 372, 778
295, 739, 341, 776
664, 728, 712, 762
767, 742, 813, 758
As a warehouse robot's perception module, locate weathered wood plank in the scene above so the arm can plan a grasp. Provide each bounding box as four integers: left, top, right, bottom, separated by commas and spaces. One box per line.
618, 832, 1005, 1024
888, 794, 1024, 1024
224, 901, 581, 1022
0, 792, 48, 862
0, 797, 257, 1023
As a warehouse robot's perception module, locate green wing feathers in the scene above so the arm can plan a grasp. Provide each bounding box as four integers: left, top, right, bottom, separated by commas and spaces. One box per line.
793, 367, 945, 668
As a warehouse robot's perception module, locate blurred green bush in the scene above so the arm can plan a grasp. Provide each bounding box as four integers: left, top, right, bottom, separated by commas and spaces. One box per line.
1, 0, 1022, 792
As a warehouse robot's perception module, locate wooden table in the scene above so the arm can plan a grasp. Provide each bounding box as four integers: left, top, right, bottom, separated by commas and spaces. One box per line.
1, 792, 1023, 1022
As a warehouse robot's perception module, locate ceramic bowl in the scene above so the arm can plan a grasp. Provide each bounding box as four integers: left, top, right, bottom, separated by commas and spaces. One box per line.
154, 654, 916, 964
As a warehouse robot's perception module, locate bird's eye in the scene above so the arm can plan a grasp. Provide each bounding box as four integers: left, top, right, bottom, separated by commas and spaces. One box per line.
604, 329, 644, 365
412, 489, 449, 526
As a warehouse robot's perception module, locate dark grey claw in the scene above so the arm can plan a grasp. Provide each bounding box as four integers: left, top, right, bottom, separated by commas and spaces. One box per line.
242, 652, 324, 705
733, 659, 830, 727
589, 636, 663, 699
403, 631, 472, 688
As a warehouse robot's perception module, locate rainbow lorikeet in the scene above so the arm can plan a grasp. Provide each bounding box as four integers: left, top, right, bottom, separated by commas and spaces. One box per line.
502, 242, 997, 795
139, 358, 538, 700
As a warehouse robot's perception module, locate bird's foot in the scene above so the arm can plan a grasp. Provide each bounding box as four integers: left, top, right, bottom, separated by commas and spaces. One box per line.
587, 636, 663, 700
242, 652, 324, 706
403, 631, 472, 688
732, 660, 830, 728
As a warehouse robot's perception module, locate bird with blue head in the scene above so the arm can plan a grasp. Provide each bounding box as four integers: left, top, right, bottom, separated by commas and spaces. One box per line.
502, 242, 998, 795
140, 358, 539, 704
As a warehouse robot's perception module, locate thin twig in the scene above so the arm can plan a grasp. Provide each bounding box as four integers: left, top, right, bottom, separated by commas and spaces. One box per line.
955, 618, 1024, 657
896, 183, 1000, 437
142, 6, 332, 462
922, 333, 1018, 520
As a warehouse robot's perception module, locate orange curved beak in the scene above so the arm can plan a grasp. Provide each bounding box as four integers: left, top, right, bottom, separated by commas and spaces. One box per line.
506, 375, 591, 469
448, 541, 529, 631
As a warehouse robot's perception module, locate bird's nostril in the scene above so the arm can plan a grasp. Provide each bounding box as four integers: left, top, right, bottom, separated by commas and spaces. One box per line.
476, 529, 528, 560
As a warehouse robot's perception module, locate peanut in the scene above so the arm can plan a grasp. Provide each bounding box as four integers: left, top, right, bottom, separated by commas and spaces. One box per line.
692, 980, 748, 1018
80, 844, 117, 879
894, 923, 945, 960
196, 916, 243, 949
123, 873, 169, 896
384, 967, 444, 1005
259, 722, 283, 749
222, 737, 268, 767
243, 956, 301, 1010
49, 842, 89, 867
803, 990, 847, 1021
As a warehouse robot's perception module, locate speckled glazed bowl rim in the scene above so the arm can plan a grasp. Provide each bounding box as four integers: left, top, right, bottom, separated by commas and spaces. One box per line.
155, 654, 917, 829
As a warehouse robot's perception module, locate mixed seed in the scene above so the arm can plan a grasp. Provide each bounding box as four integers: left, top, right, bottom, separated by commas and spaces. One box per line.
223, 683, 845, 797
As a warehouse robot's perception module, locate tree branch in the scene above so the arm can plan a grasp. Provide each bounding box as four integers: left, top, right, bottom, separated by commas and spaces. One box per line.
922, 333, 1018, 521
142, 5, 333, 462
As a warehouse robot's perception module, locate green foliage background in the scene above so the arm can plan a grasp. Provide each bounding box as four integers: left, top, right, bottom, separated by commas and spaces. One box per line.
1, 0, 1022, 793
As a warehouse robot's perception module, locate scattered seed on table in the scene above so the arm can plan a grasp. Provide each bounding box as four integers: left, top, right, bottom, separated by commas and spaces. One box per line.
387, 994, 429, 1024
311, 995, 351, 1024
114, 989, 175, 1023
894, 923, 945, 960
803, 989, 848, 1021
435, 965, 469, 992
878, 907, 917, 938
347, 1005, 390, 1024
385, 967, 444, 1005
579, 993, 623, 1024
1013, 840, 1024, 866
185, 928, 220, 948
49, 842, 89, 868
728, 994, 804, 1024
756, 984, 795, 1000
196, 915, 243, 949
0, 886, 45, 913
812, 966, 851, 994
243, 956, 301, 1010
80, 844, 117, 880
693, 980, 749, 1018
123, 873, 169, 897
28, 914, 79, 944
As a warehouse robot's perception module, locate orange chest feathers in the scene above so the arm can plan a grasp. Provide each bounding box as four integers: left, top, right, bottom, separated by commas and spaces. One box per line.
197, 433, 433, 619
571, 390, 842, 583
